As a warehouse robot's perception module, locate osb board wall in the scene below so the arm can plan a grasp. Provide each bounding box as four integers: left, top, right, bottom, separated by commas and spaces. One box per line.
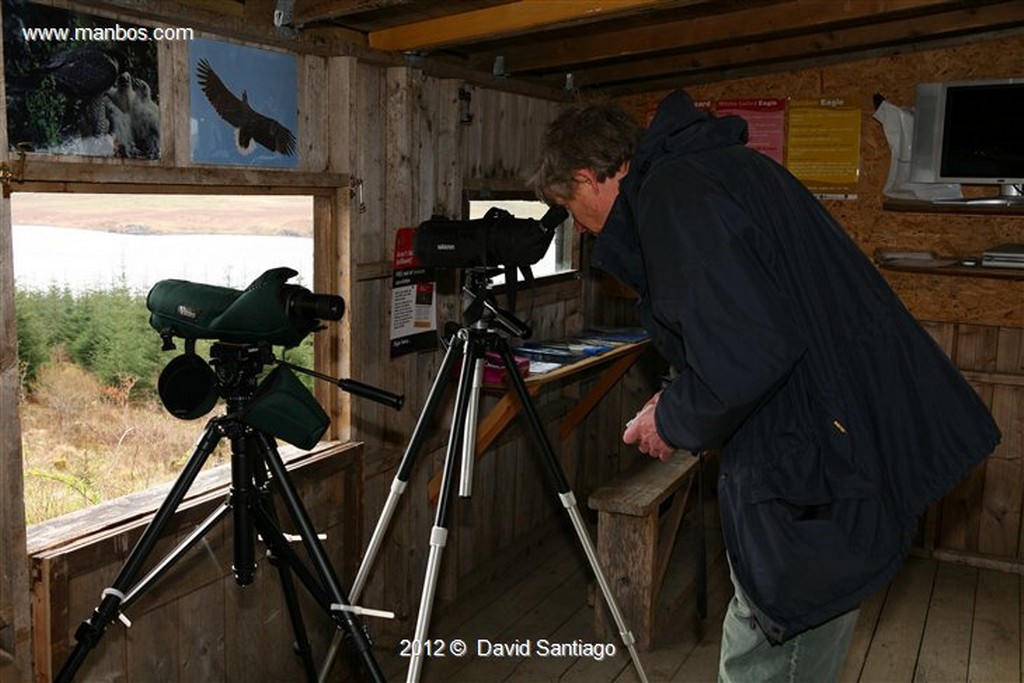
619, 32, 1024, 328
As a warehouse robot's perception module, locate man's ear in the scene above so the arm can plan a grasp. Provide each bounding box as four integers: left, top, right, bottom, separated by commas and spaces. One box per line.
573, 168, 599, 191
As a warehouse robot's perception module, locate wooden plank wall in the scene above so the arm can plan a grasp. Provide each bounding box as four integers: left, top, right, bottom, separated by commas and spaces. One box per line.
26, 445, 364, 681
0, 11, 32, 678
919, 321, 1024, 569
333, 68, 654, 640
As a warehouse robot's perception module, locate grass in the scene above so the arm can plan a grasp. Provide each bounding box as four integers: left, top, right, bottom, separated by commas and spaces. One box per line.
20, 359, 228, 526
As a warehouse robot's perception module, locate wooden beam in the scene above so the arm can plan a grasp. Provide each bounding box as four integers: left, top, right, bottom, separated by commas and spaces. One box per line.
294, 0, 417, 26
575, 1, 1024, 90
496, 0, 1004, 74
178, 0, 245, 16
368, 0, 702, 51
14, 159, 346, 192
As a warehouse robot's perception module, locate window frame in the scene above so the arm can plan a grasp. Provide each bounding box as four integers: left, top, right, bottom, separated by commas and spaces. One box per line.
10, 181, 351, 532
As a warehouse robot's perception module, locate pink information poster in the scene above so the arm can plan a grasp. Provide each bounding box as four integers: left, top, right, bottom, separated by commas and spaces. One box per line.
715, 98, 786, 165
390, 227, 437, 357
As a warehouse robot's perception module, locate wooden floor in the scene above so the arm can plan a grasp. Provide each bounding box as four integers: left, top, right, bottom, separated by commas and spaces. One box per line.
367, 528, 1024, 682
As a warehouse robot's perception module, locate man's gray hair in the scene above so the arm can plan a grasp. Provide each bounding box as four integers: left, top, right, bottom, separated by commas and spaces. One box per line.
529, 100, 644, 202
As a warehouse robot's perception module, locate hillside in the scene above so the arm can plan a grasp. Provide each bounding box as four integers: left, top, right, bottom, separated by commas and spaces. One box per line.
11, 192, 313, 236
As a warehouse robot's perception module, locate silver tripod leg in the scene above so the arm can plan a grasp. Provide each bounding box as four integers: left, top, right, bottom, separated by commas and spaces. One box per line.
406, 329, 479, 682
407, 525, 448, 682
318, 337, 464, 683
459, 356, 484, 498
493, 340, 649, 683
561, 491, 650, 683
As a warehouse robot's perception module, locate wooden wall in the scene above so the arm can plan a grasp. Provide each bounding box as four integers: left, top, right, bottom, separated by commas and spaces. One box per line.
0, 3, 631, 678
620, 33, 1024, 570
10, 6, 1024, 683
334, 68, 655, 641
26, 444, 363, 681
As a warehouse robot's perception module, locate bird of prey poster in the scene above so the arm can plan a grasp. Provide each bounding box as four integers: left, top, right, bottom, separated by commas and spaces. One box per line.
2, 0, 159, 159
189, 39, 298, 168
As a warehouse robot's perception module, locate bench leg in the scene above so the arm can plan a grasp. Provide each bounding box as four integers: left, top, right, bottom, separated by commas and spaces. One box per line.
594, 509, 657, 651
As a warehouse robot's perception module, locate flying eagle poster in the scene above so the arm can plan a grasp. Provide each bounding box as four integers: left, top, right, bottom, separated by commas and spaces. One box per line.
189, 38, 298, 168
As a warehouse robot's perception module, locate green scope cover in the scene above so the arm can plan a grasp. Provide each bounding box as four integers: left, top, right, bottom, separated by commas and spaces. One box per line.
241, 365, 330, 450
147, 267, 314, 348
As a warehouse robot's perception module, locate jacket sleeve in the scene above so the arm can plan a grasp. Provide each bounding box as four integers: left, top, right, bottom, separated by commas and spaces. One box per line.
639, 174, 806, 451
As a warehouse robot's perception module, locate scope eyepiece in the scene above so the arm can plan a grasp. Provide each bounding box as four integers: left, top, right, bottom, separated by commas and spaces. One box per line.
285, 286, 345, 322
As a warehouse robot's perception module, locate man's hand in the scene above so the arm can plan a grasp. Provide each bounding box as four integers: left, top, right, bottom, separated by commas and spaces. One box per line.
623, 391, 675, 461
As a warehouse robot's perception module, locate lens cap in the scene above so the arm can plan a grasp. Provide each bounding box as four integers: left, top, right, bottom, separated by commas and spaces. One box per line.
158, 353, 218, 419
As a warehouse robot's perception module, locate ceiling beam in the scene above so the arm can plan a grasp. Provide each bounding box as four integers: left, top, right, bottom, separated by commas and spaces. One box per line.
577, 1, 1024, 93
294, 0, 418, 26
367, 0, 705, 51
491, 0, 1003, 74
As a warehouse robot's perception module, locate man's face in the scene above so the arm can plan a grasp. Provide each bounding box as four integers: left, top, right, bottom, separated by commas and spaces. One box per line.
557, 166, 627, 236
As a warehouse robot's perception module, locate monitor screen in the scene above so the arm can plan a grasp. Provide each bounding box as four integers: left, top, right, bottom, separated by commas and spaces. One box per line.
910, 78, 1024, 199
941, 83, 1024, 181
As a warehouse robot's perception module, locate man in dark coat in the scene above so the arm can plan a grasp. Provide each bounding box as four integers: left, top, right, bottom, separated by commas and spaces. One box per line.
530, 90, 1000, 681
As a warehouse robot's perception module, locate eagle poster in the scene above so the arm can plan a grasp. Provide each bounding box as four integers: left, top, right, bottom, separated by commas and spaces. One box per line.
189, 39, 298, 168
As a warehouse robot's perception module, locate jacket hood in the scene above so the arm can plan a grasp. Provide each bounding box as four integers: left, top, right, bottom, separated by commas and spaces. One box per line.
592, 91, 749, 292
635, 90, 748, 172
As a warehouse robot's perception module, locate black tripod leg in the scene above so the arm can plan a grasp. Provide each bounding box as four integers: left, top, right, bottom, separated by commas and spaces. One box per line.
495, 341, 650, 683
407, 332, 479, 682
270, 548, 318, 681
350, 334, 463, 601
254, 431, 385, 683
57, 421, 224, 683
246, 454, 319, 682
229, 430, 257, 586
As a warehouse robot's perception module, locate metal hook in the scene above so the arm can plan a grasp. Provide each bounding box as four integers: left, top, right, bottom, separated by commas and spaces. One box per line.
349, 177, 366, 214
0, 143, 29, 197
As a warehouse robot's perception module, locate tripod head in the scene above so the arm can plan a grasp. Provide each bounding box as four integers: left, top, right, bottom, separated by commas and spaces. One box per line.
156, 340, 331, 450
460, 267, 532, 339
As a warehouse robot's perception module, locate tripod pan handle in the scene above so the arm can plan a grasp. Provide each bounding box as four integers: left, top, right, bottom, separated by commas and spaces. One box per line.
337, 378, 404, 410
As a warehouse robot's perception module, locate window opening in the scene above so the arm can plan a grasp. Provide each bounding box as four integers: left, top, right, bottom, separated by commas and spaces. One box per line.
12, 192, 315, 524
466, 196, 574, 286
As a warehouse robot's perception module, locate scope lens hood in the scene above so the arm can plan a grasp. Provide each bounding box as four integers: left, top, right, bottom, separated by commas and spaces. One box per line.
158, 352, 218, 420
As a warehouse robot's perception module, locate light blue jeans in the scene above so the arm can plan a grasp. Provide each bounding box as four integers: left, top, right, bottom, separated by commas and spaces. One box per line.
719, 564, 859, 682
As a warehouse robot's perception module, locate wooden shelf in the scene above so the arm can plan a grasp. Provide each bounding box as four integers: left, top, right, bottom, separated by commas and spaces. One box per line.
883, 198, 1024, 215
880, 260, 1024, 280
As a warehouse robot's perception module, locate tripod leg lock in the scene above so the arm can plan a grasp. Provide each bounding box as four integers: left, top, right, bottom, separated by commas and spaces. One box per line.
100, 588, 133, 628
71, 588, 130, 653
330, 603, 396, 620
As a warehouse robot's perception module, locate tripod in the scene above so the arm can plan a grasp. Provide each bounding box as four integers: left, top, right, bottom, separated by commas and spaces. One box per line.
57, 342, 393, 683
323, 269, 650, 682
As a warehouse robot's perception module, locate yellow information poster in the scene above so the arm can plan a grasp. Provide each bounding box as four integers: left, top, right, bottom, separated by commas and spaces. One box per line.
786, 99, 862, 199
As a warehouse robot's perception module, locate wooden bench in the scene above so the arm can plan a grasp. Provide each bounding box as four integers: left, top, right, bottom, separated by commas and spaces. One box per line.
588, 450, 702, 651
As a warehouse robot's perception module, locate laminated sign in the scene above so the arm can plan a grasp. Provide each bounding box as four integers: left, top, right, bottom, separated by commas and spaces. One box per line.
786, 98, 862, 200
390, 226, 437, 357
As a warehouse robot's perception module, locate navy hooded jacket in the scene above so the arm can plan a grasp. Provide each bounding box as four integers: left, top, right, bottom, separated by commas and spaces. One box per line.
592, 91, 1000, 642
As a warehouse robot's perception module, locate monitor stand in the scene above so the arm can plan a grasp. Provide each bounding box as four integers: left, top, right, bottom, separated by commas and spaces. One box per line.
933, 184, 1024, 207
